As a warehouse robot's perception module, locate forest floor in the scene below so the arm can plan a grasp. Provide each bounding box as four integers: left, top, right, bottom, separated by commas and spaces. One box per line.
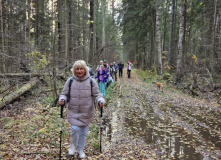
0, 68, 221, 159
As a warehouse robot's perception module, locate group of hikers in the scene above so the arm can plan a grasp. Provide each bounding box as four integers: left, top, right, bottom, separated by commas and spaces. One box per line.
58, 59, 132, 159
87, 60, 132, 97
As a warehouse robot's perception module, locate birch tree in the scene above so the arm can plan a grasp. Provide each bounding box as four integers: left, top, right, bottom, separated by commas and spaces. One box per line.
50, 0, 58, 105
156, 5, 163, 75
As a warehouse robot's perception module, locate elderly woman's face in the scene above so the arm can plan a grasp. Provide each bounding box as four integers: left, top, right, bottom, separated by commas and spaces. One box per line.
75, 66, 85, 77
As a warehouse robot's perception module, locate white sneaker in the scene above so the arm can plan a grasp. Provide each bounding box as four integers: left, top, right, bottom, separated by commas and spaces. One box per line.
68, 145, 75, 155
78, 150, 86, 158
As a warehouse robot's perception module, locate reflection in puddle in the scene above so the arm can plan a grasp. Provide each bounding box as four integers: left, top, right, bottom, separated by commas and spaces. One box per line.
103, 88, 220, 159
123, 104, 203, 160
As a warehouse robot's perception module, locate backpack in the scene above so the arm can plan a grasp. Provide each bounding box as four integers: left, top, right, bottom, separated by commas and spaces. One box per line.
67, 77, 93, 103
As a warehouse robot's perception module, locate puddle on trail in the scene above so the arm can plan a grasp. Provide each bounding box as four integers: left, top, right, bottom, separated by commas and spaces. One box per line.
124, 107, 203, 160
103, 100, 220, 160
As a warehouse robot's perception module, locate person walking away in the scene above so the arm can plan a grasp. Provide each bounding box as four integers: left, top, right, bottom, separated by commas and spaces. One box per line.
59, 60, 105, 159
127, 60, 132, 78
113, 62, 118, 81
109, 63, 115, 77
103, 60, 110, 89
106, 64, 115, 88
87, 64, 94, 77
96, 65, 108, 96
118, 62, 124, 78
96, 60, 103, 71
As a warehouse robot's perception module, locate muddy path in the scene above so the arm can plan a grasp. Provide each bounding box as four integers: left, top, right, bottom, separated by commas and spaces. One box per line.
101, 69, 221, 159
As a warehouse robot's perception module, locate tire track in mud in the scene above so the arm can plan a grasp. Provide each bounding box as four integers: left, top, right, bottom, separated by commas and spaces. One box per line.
135, 81, 221, 159
102, 70, 221, 159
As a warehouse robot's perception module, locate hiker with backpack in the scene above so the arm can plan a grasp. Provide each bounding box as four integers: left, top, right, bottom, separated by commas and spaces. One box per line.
118, 62, 124, 78
58, 60, 105, 159
106, 63, 114, 88
95, 64, 108, 96
87, 64, 94, 77
96, 60, 103, 71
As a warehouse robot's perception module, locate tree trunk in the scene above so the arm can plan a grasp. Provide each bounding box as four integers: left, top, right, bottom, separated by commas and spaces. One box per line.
151, 8, 156, 68
64, 0, 69, 69
93, 0, 99, 64
0, 0, 5, 73
68, 0, 73, 60
0, 78, 39, 109
176, 0, 186, 85
88, 0, 94, 64
82, 0, 87, 61
57, 0, 62, 59
51, 0, 58, 106
101, 0, 106, 60
109, 0, 114, 42
163, 0, 168, 52
145, 32, 150, 69
171, 0, 178, 67
168, 0, 175, 66
156, 6, 163, 75
212, 0, 218, 69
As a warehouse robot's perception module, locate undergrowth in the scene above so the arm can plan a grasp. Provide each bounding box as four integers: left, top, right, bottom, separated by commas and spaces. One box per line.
104, 82, 117, 104
134, 68, 182, 95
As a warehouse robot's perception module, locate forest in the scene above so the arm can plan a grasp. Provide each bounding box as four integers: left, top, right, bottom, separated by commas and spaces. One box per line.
0, 0, 221, 102
0, 0, 221, 159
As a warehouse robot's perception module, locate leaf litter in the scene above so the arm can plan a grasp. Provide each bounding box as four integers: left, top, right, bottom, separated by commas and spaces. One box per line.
0, 69, 221, 159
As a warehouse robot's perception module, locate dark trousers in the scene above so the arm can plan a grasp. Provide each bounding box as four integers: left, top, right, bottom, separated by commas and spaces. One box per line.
119, 69, 123, 77
114, 72, 117, 81
127, 70, 131, 78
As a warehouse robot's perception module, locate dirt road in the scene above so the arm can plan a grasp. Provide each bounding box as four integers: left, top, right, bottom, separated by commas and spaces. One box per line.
101, 69, 221, 159
0, 68, 220, 159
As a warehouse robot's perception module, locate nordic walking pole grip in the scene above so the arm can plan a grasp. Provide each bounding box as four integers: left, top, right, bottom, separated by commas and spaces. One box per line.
59, 103, 65, 160
60, 104, 64, 118
99, 101, 104, 117
100, 106, 103, 117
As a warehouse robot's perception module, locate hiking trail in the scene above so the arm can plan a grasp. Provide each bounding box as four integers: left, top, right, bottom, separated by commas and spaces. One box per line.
0, 68, 220, 159
100, 68, 221, 159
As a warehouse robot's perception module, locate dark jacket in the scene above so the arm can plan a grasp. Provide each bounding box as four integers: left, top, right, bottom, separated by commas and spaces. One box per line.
118, 63, 124, 69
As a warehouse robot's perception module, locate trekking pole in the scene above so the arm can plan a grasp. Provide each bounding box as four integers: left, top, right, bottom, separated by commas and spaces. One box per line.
59, 104, 64, 160
99, 104, 103, 153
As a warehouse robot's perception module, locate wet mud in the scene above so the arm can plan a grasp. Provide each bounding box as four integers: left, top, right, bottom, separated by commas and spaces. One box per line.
102, 70, 221, 159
